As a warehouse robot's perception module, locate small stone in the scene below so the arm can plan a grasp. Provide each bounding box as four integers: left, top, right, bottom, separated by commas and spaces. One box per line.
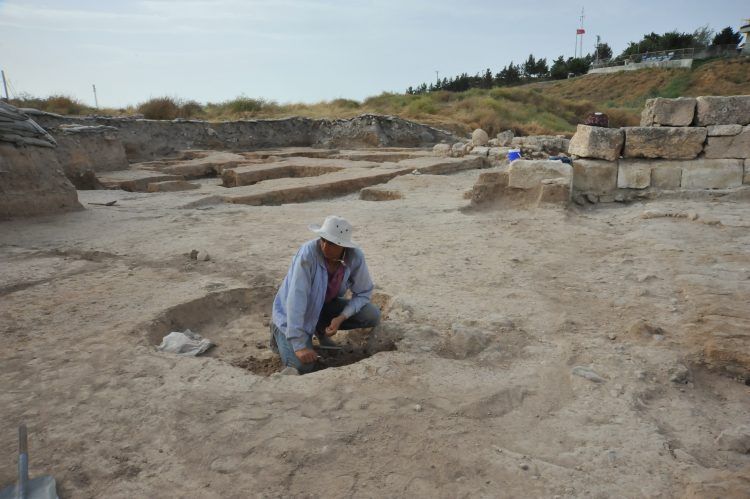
571, 366, 606, 383
607, 333, 617, 340
414, 404, 423, 412
716, 426, 750, 453
519, 463, 529, 471
669, 364, 690, 384
189, 249, 199, 260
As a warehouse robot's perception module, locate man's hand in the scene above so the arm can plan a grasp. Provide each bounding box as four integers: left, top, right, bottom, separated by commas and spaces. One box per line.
294, 348, 318, 364
325, 314, 347, 336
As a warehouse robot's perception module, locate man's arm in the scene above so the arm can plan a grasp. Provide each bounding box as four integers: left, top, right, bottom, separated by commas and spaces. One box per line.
285, 253, 313, 351
341, 251, 374, 319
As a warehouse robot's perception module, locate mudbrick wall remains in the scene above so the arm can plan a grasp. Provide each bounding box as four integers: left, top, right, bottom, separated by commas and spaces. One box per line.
32, 112, 459, 163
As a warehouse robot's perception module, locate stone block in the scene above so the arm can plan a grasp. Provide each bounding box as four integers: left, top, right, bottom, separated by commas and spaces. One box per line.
568, 125, 624, 161
703, 125, 750, 159
745, 160, 750, 185
640, 97, 696, 126
432, 143, 451, 157
471, 128, 489, 146
146, 180, 200, 192
695, 96, 750, 126
617, 160, 651, 189
681, 159, 743, 189
707, 124, 743, 136
469, 146, 490, 157
536, 178, 571, 205
508, 160, 572, 190
650, 162, 683, 189
451, 142, 467, 157
470, 171, 509, 205
496, 130, 514, 146
572, 159, 617, 194
623, 127, 707, 160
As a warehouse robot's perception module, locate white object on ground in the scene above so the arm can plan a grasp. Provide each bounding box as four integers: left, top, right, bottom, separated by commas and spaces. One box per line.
157, 329, 215, 356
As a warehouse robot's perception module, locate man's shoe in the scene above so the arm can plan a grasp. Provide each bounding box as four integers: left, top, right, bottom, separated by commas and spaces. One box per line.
316, 334, 338, 348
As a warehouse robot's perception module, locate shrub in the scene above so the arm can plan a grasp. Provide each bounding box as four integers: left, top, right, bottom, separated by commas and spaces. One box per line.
137, 97, 181, 120
11, 94, 90, 116
179, 100, 204, 119
330, 98, 361, 109
227, 96, 265, 114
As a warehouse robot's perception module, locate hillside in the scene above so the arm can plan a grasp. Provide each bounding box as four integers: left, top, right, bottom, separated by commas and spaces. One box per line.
12, 58, 750, 138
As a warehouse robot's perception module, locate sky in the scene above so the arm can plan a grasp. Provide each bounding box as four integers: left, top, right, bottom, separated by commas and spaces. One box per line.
0, 0, 747, 108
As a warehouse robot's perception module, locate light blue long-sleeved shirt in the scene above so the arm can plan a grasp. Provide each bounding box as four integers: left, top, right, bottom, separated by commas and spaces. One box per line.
272, 239, 374, 351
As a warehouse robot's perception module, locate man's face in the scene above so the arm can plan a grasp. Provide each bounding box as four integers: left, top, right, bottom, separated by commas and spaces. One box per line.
320, 238, 345, 260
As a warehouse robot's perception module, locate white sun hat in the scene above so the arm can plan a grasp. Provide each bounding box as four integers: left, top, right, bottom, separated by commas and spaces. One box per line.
308, 215, 359, 248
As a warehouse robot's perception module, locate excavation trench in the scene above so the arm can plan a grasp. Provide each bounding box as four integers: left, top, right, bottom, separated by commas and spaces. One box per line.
143, 287, 395, 375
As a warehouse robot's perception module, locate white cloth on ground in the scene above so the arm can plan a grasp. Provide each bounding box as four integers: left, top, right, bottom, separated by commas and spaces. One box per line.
157, 329, 214, 356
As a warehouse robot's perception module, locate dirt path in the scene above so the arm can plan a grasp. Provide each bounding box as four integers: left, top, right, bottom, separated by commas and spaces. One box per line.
1, 169, 749, 497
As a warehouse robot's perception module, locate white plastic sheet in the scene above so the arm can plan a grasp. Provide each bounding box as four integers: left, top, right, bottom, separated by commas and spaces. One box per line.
157, 329, 214, 356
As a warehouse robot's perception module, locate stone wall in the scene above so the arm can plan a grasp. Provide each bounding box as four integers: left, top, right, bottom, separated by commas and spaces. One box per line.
568, 95, 750, 201
33, 113, 459, 163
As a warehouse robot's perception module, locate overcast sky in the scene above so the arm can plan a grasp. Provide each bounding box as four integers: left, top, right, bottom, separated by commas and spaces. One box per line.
0, 0, 747, 108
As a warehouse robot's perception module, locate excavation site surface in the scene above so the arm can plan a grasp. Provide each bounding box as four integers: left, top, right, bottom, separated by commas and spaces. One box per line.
2, 146, 750, 498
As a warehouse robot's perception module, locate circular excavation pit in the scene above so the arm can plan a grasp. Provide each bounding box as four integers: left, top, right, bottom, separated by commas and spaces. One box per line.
143, 287, 394, 376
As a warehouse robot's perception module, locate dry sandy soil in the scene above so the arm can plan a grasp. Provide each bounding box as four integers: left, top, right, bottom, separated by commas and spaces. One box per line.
1, 160, 749, 497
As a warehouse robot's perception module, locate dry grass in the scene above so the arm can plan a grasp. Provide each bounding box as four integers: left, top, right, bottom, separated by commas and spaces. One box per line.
13, 58, 750, 136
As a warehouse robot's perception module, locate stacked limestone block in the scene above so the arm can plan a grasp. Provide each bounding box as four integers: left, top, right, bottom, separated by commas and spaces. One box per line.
568, 96, 750, 199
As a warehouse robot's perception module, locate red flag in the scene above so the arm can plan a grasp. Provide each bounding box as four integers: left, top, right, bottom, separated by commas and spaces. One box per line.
576, 28, 586, 34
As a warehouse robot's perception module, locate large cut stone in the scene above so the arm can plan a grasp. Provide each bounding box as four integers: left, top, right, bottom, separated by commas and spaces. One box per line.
508, 160, 572, 189
707, 124, 743, 136
572, 159, 617, 194
536, 178, 571, 205
650, 161, 683, 189
432, 143, 451, 157
617, 160, 652, 189
470, 171, 508, 205
681, 159, 743, 189
568, 125, 624, 161
695, 96, 750, 126
640, 97, 696, 126
0, 143, 81, 218
623, 127, 707, 159
703, 125, 750, 159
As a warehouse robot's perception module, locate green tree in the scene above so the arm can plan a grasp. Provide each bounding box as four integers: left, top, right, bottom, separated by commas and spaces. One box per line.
712, 26, 743, 45
523, 54, 537, 78
534, 58, 549, 78
595, 42, 613, 60
549, 55, 568, 80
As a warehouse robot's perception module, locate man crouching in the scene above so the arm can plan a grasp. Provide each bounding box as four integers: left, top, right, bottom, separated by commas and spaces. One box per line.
270, 215, 381, 374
